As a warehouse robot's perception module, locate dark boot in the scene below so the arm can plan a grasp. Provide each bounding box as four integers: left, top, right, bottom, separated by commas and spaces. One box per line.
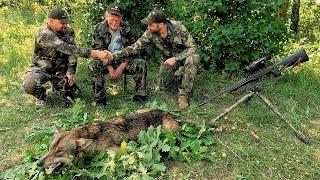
132, 95, 148, 105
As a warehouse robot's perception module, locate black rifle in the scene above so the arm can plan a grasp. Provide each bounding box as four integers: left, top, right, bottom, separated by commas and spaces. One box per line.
199, 48, 309, 107
199, 48, 310, 144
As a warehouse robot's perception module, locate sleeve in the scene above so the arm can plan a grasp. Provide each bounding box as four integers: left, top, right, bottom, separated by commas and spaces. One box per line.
67, 32, 78, 75
112, 31, 151, 61
92, 24, 104, 50
174, 24, 197, 62
37, 31, 91, 58
126, 26, 137, 45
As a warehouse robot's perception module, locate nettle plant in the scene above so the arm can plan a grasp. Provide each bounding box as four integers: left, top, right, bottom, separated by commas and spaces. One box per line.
2, 100, 214, 179
2, 125, 214, 179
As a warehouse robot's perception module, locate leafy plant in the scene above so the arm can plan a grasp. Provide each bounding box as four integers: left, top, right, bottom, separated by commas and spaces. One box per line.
57, 98, 91, 130
1, 119, 214, 179
24, 0, 291, 72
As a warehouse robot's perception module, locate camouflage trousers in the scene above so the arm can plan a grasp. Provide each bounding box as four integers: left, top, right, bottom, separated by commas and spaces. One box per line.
88, 58, 147, 104
158, 53, 200, 96
22, 66, 80, 103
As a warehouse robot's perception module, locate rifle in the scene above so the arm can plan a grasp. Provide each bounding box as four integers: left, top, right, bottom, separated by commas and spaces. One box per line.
198, 48, 310, 144
198, 48, 309, 107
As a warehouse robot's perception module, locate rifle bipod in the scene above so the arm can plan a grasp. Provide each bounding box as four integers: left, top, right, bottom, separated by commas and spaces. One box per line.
210, 87, 310, 144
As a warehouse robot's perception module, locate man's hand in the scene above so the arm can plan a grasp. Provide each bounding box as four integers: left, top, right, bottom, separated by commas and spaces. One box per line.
111, 62, 128, 80
90, 50, 112, 65
102, 50, 113, 66
66, 74, 76, 86
164, 57, 176, 67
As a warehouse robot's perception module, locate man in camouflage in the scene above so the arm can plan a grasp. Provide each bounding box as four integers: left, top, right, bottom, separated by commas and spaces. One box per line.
109, 9, 199, 109
22, 9, 110, 107
88, 3, 147, 106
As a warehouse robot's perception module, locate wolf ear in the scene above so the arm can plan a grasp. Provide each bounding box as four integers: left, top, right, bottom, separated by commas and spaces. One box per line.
50, 129, 67, 149
76, 138, 93, 151
55, 129, 65, 135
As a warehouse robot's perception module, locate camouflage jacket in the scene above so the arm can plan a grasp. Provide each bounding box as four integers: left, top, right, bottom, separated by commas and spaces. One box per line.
32, 24, 91, 75
112, 20, 197, 62
92, 20, 136, 66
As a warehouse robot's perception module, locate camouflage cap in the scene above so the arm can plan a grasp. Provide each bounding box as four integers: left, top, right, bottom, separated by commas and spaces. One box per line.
141, 9, 166, 25
48, 8, 71, 23
106, 3, 123, 17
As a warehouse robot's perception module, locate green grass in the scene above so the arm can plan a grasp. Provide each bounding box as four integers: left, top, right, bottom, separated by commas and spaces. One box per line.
1, 6, 320, 179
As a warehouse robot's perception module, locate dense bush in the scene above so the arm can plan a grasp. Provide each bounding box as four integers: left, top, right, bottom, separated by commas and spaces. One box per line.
9, 0, 298, 71
18, 0, 291, 72
298, 1, 320, 42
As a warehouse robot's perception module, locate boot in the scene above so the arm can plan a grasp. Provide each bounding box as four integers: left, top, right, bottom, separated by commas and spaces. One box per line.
132, 95, 148, 105
178, 95, 188, 109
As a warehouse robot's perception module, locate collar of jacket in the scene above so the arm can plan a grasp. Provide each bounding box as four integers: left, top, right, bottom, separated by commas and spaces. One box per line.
166, 20, 174, 38
154, 20, 174, 41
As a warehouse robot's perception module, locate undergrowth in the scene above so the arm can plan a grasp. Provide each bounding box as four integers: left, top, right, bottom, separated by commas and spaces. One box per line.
1, 100, 215, 179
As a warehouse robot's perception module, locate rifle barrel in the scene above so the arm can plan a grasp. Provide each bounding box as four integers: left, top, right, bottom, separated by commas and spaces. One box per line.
198, 91, 225, 107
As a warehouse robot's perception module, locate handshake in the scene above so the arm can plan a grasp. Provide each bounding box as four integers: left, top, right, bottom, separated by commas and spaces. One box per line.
90, 50, 113, 65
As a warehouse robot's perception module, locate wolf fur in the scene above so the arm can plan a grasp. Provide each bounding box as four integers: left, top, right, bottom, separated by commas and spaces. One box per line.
37, 109, 180, 174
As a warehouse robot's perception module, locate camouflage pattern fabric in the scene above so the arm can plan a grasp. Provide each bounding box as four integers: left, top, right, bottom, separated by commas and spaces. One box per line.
22, 24, 89, 103
159, 53, 199, 95
22, 67, 80, 106
112, 20, 199, 95
92, 21, 136, 66
89, 21, 147, 104
32, 24, 91, 74
88, 59, 147, 103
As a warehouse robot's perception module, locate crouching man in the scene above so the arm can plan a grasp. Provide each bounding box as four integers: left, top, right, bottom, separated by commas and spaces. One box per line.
22, 8, 110, 107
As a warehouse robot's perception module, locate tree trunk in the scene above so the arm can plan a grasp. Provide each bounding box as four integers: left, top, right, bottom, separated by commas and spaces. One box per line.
290, 0, 300, 34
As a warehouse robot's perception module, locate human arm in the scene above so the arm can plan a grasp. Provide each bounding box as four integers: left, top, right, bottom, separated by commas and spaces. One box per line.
172, 24, 197, 62
37, 31, 110, 63
111, 31, 152, 61
65, 32, 78, 85
110, 62, 128, 80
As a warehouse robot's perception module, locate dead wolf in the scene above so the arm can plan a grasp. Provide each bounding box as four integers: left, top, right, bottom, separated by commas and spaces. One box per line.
37, 109, 180, 174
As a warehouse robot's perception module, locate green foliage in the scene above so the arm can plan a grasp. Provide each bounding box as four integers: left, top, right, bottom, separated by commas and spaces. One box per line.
1, 119, 214, 179
165, 0, 290, 71
144, 100, 169, 111
297, 1, 320, 42
165, 122, 214, 163
57, 99, 91, 130
12, 0, 291, 72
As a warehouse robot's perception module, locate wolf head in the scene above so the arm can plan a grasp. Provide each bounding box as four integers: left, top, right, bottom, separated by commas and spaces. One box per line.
37, 129, 93, 174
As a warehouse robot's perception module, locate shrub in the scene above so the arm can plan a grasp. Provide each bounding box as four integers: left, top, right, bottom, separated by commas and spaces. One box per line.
28, 0, 291, 72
